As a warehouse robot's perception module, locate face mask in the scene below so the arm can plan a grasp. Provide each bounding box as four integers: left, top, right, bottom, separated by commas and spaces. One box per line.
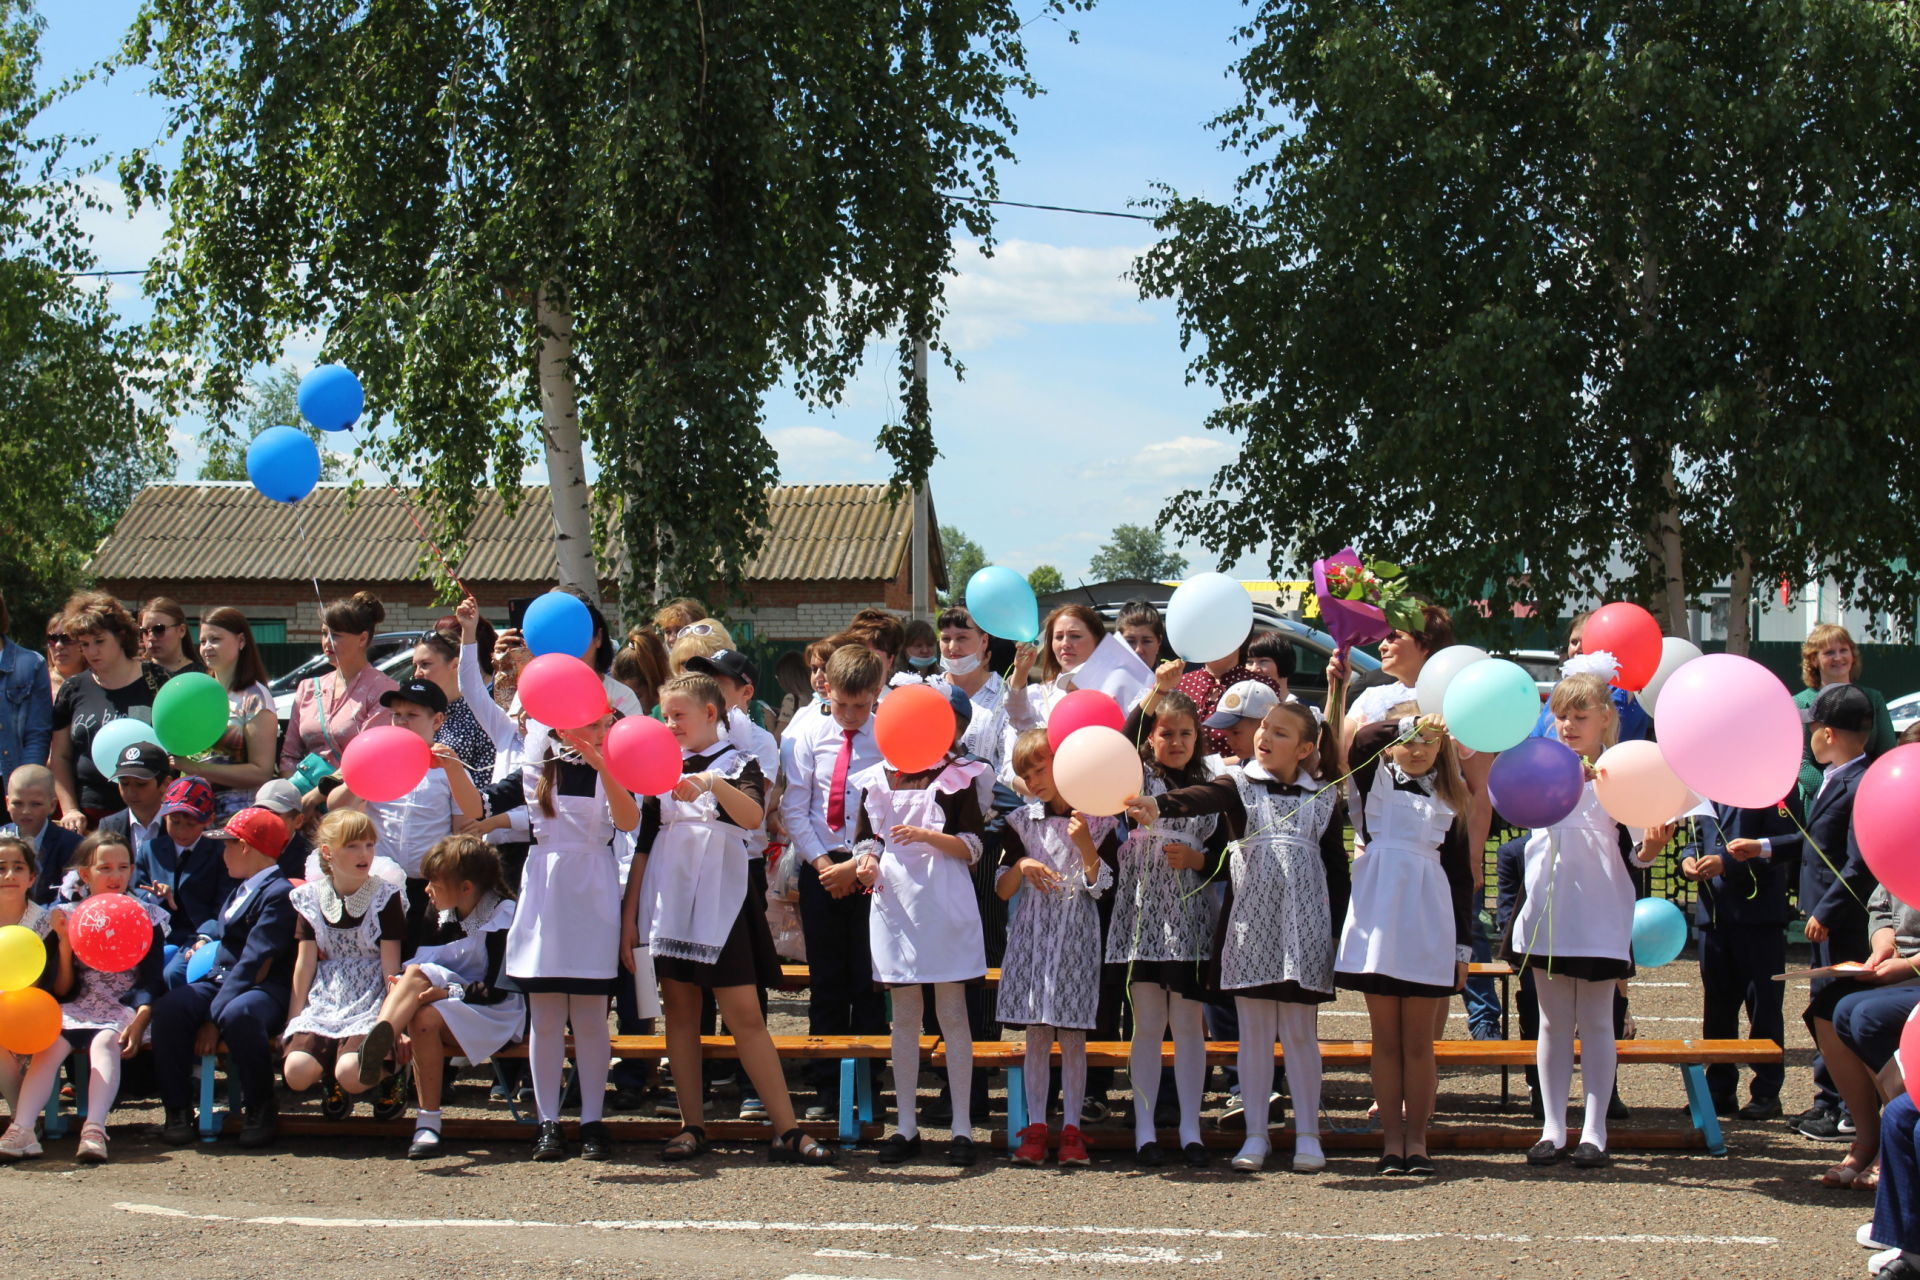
907, 654, 938, 670
941, 652, 981, 677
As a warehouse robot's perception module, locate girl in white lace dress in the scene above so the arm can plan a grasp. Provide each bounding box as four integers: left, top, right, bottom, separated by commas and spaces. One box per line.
0, 836, 52, 1129
1127, 700, 1349, 1174
996, 730, 1117, 1169
5, 833, 165, 1163
282, 810, 405, 1114
1107, 691, 1222, 1167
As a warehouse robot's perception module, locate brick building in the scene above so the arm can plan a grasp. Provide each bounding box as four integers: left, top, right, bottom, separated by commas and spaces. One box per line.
88, 481, 943, 650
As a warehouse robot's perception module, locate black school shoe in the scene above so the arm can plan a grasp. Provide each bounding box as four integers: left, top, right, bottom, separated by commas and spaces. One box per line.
579, 1121, 614, 1161
407, 1128, 445, 1160
876, 1132, 922, 1165
1402, 1153, 1436, 1177
238, 1099, 279, 1149
1710, 1094, 1740, 1119
1134, 1141, 1167, 1168
160, 1107, 197, 1146
1375, 1153, 1407, 1177
948, 1135, 977, 1167
1525, 1140, 1566, 1166
1569, 1142, 1609, 1169
1739, 1097, 1783, 1121
1183, 1142, 1210, 1169
531, 1120, 568, 1161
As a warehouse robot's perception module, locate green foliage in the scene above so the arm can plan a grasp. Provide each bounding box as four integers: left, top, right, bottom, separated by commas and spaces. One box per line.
939, 524, 987, 605
197, 367, 350, 484
124, 0, 1087, 622
1027, 564, 1065, 594
0, 4, 166, 639
1137, 0, 1920, 634
1089, 523, 1187, 582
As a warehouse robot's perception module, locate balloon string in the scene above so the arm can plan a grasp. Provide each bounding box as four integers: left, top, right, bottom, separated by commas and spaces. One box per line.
1776, 800, 1868, 910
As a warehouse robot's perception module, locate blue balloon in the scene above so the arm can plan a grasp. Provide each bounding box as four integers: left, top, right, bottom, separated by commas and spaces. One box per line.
1486, 737, 1586, 829
523, 590, 594, 657
90, 715, 160, 778
245, 426, 322, 503
185, 943, 218, 984
1631, 897, 1689, 968
298, 363, 365, 431
965, 566, 1040, 644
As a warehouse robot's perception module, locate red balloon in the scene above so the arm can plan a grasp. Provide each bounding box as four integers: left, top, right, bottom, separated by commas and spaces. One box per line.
518, 653, 610, 730
341, 726, 433, 803
604, 715, 682, 796
68, 893, 156, 974
0, 987, 61, 1054
873, 684, 957, 774
1581, 602, 1663, 691
1047, 689, 1126, 752
1856, 744, 1920, 907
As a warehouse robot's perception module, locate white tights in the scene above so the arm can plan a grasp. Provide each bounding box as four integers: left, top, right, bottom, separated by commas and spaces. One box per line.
1129, 983, 1206, 1148
14, 1031, 121, 1129
528, 993, 610, 1124
891, 983, 973, 1139
1023, 1025, 1087, 1129
1534, 971, 1617, 1151
1234, 997, 1321, 1162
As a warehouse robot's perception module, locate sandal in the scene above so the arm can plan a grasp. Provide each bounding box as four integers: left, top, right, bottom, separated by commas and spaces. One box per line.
1821, 1161, 1863, 1188
660, 1126, 708, 1162
769, 1127, 838, 1165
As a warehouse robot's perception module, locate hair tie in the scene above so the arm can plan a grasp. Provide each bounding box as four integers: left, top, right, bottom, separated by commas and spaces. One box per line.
1560, 650, 1620, 683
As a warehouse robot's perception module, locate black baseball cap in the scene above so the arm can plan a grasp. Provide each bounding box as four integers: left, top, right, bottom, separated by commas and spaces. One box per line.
1811, 684, 1874, 734
113, 742, 170, 781
686, 649, 758, 687
380, 678, 449, 716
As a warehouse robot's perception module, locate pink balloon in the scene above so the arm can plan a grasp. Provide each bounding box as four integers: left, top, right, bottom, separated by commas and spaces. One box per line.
1047, 689, 1126, 752
1654, 653, 1802, 808
604, 715, 682, 796
1855, 745, 1920, 907
1051, 725, 1143, 817
518, 653, 610, 730
1593, 740, 1697, 828
340, 726, 432, 803
1904, 1004, 1920, 1110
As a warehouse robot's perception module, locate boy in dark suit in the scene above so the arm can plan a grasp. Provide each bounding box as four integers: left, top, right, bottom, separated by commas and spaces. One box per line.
150, 807, 295, 1148
3, 763, 82, 904
136, 777, 237, 988
1681, 799, 1800, 1120
1769, 683, 1875, 1139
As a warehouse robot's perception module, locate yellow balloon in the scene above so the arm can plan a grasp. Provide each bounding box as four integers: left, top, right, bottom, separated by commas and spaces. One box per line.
0, 923, 46, 991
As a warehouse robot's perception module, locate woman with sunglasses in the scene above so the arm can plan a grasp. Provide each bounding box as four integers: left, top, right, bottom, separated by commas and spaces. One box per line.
44, 621, 84, 701
138, 598, 207, 676
49, 592, 171, 832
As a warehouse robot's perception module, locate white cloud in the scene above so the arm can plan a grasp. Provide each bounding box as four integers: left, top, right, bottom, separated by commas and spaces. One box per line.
71, 176, 170, 306
1076, 434, 1233, 483
943, 237, 1153, 350
766, 424, 887, 485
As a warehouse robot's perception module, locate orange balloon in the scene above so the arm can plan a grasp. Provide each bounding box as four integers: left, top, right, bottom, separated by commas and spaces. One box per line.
873, 684, 957, 774
0, 987, 61, 1055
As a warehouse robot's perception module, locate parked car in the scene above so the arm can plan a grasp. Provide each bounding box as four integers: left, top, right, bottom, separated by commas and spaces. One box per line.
271, 631, 429, 725
1889, 690, 1920, 735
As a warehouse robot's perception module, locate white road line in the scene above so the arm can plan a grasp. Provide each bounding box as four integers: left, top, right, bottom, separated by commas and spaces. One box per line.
1271, 1231, 1774, 1245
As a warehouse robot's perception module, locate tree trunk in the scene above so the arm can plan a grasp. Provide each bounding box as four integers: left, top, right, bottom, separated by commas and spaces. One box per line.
1652, 456, 1691, 641
1725, 546, 1754, 656
535, 282, 598, 605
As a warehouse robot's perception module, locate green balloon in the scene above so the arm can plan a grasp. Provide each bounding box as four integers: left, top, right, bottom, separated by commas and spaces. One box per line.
151, 672, 230, 757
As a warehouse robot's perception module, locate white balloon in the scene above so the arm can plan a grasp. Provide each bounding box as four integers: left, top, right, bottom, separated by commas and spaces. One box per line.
1165, 572, 1254, 664
1051, 725, 1144, 817
1413, 645, 1491, 716
1639, 636, 1704, 718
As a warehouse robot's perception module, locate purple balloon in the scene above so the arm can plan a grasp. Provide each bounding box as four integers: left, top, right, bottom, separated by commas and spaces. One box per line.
1487, 737, 1586, 829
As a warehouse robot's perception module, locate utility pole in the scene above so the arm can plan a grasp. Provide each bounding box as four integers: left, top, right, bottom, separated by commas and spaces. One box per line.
910, 334, 931, 621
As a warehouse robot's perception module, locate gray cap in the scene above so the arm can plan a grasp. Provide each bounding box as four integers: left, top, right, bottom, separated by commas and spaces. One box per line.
254, 778, 304, 815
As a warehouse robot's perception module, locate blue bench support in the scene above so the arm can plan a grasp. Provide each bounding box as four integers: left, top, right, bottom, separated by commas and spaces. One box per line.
1679, 1062, 1727, 1156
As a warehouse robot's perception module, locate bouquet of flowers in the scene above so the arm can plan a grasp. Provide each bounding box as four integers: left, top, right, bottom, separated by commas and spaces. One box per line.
1312, 546, 1424, 656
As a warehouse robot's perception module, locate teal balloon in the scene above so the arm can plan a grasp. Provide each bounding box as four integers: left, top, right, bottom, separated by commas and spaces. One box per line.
1631, 897, 1689, 968
966, 566, 1040, 644
151, 672, 230, 757
90, 716, 159, 778
1442, 658, 1542, 753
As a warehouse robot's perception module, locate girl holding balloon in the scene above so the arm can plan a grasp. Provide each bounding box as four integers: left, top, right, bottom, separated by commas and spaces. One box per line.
0, 835, 52, 1120
3, 833, 165, 1162
1503, 665, 1671, 1170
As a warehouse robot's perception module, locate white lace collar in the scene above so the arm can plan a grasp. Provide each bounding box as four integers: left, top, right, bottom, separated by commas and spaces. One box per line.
315, 871, 384, 925
1383, 760, 1436, 795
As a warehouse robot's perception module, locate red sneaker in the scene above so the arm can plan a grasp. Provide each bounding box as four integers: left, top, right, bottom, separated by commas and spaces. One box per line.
1011, 1122, 1049, 1166
1057, 1124, 1091, 1167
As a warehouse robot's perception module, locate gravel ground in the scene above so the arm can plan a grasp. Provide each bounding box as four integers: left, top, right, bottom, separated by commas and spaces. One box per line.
0, 958, 1877, 1280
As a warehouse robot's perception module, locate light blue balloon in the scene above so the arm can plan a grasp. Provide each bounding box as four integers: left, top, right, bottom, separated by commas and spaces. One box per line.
1631, 897, 1689, 968
1442, 657, 1541, 753
1165, 572, 1253, 663
90, 716, 159, 778
523, 590, 594, 657
965, 566, 1040, 644
185, 943, 219, 983
297, 363, 365, 432
245, 426, 322, 503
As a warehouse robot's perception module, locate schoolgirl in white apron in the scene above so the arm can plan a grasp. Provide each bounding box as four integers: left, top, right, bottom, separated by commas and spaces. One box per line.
851, 740, 990, 1166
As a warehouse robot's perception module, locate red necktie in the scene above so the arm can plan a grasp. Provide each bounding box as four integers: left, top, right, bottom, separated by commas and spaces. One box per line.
825, 728, 856, 832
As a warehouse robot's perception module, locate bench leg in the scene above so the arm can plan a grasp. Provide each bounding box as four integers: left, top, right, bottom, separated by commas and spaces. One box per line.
1499, 973, 1512, 1108
856, 1057, 875, 1126
1006, 1064, 1026, 1151
1680, 1063, 1726, 1156
42, 1086, 66, 1139
839, 1057, 858, 1145
198, 1054, 220, 1141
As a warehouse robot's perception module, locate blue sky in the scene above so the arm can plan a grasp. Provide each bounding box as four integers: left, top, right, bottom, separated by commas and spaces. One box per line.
39, 0, 1276, 583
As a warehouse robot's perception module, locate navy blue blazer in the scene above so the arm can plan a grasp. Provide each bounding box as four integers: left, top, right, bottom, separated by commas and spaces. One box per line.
1776, 757, 1872, 934
1684, 801, 1800, 928
200, 868, 297, 1020
136, 832, 236, 946
25, 824, 83, 905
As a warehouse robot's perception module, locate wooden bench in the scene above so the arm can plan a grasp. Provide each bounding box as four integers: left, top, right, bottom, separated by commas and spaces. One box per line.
940, 1036, 1780, 1156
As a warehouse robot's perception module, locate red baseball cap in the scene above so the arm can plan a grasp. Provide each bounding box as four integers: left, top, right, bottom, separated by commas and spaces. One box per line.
208, 806, 290, 860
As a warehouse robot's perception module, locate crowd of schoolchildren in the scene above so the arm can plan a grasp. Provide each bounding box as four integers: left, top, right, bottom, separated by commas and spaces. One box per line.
2, 585, 1919, 1266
